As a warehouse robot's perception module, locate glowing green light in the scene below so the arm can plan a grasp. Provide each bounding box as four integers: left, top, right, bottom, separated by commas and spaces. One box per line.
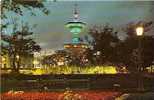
70, 28, 81, 34
65, 22, 86, 44
72, 37, 79, 43
66, 23, 86, 28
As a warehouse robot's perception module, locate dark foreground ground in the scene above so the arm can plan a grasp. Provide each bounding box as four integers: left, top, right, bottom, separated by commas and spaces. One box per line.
118, 92, 154, 100
1, 73, 154, 100
1, 73, 154, 92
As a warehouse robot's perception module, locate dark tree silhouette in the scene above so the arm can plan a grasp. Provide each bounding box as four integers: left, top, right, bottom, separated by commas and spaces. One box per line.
1, 0, 50, 72
119, 21, 154, 72
41, 50, 73, 66
1, 23, 41, 72
1, 0, 49, 30
87, 25, 120, 65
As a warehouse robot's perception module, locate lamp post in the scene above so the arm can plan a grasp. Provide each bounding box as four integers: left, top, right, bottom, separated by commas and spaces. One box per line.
136, 26, 144, 91
136, 26, 144, 72
94, 51, 101, 65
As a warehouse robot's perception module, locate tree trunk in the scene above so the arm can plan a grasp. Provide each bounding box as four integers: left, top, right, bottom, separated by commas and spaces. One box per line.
12, 53, 19, 73
16, 59, 20, 72
12, 54, 16, 72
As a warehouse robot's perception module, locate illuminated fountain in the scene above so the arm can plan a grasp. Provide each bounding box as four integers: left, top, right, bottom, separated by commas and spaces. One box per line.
64, 4, 88, 56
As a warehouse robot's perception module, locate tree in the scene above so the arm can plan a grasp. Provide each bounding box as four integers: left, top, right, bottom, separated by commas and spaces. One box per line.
41, 50, 73, 66
1, 23, 41, 72
1, 0, 49, 29
87, 25, 120, 65
41, 55, 57, 67
120, 21, 154, 72
41, 49, 90, 67
1, 0, 50, 72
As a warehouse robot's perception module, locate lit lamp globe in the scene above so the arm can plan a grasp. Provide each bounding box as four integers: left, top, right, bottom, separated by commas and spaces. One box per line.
136, 26, 144, 36
16, 55, 20, 61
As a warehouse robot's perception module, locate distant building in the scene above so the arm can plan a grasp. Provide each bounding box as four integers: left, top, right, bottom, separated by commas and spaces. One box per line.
0, 54, 33, 69
0, 54, 10, 69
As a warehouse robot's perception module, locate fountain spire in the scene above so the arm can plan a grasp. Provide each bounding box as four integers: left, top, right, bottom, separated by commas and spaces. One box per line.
73, 3, 79, 22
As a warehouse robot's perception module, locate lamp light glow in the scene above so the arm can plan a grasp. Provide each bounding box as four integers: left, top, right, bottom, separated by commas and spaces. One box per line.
136, 26, 144, 36
16, 55, 20, 60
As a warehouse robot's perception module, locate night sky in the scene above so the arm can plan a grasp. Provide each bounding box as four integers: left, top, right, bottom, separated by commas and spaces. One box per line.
4, 1, 154, 50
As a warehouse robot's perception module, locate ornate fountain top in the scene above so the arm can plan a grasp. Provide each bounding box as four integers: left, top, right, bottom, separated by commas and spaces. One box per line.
65, 4, 87, 46
73, 4, 79, 22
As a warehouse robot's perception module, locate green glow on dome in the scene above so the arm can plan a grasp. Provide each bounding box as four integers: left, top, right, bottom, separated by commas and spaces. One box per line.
72, 37, 79, 43
66, 23, 86, 28
66, 22, 86, 35
65, 21, 86, 43
70, 27, 81, 34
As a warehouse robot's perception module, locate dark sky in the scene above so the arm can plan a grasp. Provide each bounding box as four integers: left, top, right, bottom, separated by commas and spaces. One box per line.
4, 1, 154, 50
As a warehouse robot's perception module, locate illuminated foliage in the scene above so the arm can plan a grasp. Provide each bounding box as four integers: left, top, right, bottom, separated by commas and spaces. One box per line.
26, 65, 118, 75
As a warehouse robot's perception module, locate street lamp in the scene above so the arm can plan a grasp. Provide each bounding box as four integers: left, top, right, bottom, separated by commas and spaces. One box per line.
136, 26, 144, 91
94, 51, 101, 66
136, 26, 144, 36
96, 51, 101, 56
16, 55, 20, 60
136, 26, 144, 71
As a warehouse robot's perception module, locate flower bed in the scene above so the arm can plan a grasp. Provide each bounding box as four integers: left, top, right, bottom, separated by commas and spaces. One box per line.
1, 90, 121, 100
